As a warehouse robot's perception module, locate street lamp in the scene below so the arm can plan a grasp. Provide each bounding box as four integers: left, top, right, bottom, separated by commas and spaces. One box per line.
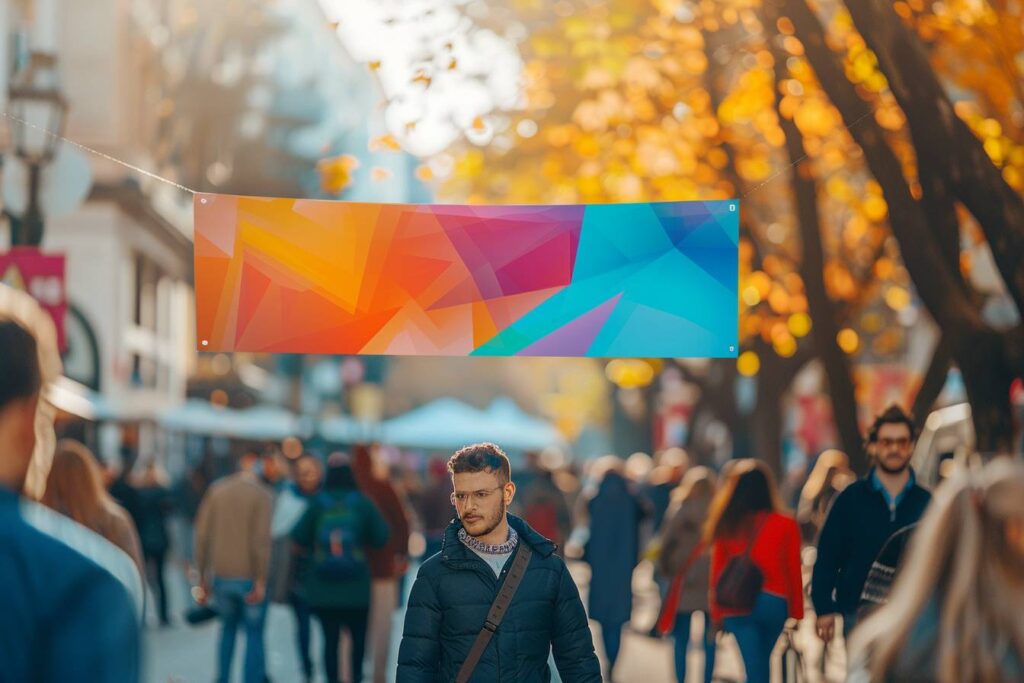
7, 52, 68, 246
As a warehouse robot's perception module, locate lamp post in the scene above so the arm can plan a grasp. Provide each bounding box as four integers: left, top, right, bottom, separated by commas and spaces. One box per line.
7, 52, 67, 247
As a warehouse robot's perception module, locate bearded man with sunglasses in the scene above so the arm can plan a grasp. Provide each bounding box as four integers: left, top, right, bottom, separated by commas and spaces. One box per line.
811, 404, 932, 646
397, 442, 600, 682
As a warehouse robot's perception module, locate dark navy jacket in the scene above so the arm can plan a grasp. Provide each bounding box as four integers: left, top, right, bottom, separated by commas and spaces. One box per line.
811, 471, 931, 616
397, 514, 601, 682
0, 486, 140, 682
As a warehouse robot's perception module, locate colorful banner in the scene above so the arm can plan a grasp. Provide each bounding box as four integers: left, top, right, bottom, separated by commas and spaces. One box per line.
0, 248, 67, 351
194, 194, 738, 357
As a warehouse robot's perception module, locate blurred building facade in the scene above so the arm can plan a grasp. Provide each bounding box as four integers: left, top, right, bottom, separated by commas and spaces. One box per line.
1, 0, 432, 466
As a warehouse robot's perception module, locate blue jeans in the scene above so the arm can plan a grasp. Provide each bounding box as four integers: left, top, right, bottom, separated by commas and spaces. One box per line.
843, 610, 857, 640
290, 591, 313, 678
673, 611, 716, 683
723, 593, 788, 683
213, 578, 268, 683
598, 620, 625, 670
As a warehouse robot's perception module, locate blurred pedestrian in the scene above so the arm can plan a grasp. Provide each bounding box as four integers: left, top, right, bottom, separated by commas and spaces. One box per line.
134, 460, 175, 626
706, 459, 804, 683
42, 439, 144, 575
848, 458, 1024, 682
264, 450, 298, 611
397, 442, 600, 682
282, 454, 324, 682
353, 445, 412, 683
811, 405, 931, 643
582, 455, 646, 680
109, 453, 139, 531
0, 313, 140, 682
644, 448, 690, 534
292, 454, 389, 683
194, 452, 274, 683
656, 466, 717, 683
797, 449, 854, 543
518, 461, 573, 553
261, 450, 289, 492
409, 457, 455, 561
175, 452, 214, 574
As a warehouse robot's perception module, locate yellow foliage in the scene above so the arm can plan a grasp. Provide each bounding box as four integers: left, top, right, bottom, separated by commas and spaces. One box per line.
369, 135, 402, 152
316, 154, 359, 195
737, 351, 760, 376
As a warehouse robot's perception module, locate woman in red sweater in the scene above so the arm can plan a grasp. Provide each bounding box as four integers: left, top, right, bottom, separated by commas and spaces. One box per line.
705, 459, 803, 683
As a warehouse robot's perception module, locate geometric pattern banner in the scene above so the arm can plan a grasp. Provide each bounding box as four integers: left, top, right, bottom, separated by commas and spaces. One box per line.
194, 194, 739, 358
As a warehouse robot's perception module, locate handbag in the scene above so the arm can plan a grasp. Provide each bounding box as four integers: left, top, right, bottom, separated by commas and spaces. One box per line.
714, 515, 767, 611
654, 542, 705, 635
184, 603, 218, 626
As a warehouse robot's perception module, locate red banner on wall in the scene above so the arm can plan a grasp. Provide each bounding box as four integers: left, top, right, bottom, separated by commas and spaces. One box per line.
0, 248, 66, 351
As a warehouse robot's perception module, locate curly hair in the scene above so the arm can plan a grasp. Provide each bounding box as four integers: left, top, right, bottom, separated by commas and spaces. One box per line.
447, 442, 511, 483
866, 404, 918, 445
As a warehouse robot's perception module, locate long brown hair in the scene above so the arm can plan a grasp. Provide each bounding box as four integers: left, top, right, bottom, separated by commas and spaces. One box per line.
800, 449, 851, 503
670, 465, 716, 507
850, 458, 1024, 682
42, 439, 115, 529
703, 459, 785, 543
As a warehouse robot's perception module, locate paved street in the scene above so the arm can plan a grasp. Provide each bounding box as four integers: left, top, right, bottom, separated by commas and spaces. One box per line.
145, 560, 845, 683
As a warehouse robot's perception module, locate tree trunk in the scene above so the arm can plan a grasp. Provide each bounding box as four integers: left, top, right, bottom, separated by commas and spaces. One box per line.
766, 22, 866, 472
911, 336, 952, 431
841, 0, 1024, 316
675, 358, 744, 464
780, 0, 1024, 454
956, 331, 1019, 454
751, 384, 786, 475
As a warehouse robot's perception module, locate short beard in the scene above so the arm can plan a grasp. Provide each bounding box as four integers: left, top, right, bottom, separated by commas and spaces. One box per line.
877, 458, 911, 475
472, 499, 508, 539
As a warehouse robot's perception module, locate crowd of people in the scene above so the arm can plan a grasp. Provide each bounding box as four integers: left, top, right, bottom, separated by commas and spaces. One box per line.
3, 294, 1024, 683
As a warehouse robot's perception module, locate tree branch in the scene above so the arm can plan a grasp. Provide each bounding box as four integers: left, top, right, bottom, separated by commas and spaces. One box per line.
777, 0, 982, 337
765, 18, 865, 472
841, 0, 1024, 317
910, 334, 952, 432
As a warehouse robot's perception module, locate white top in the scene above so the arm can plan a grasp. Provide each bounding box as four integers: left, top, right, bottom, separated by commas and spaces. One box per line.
468, 546, 514, 578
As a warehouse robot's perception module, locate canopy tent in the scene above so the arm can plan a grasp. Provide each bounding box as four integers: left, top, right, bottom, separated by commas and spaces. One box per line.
159, 400, 235, 436
319, 413, 376, 444
48, 376, 182, 423
378, 396, 564, 452
227, 405, 306, 441
159, 400, 306, 440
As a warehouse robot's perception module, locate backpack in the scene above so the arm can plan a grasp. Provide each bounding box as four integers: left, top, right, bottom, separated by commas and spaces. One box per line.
313, 492, 368, 582
715, 515, 767, 611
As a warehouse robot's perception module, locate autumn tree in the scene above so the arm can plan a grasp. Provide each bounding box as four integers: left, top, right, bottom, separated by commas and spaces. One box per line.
342, 0, 1024, 467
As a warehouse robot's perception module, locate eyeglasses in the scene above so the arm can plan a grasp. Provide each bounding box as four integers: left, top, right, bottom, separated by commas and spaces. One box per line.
451, 487, 504, 505
876, 437, 912, 449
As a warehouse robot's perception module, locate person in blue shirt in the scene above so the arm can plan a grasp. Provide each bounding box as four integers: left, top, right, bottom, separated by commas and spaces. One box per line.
0, 316, 140, 683
811, 404, 932, 645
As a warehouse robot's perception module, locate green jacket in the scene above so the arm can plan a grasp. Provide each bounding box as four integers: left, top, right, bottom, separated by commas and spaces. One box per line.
291, 487, 389, 609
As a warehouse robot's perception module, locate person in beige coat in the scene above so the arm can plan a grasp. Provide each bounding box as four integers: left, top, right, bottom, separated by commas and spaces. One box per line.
194, 453, 273, 683
656, 466, 718, 683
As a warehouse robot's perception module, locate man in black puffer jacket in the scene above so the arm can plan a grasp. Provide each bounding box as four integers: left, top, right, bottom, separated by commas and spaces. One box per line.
397, 443, 601, 682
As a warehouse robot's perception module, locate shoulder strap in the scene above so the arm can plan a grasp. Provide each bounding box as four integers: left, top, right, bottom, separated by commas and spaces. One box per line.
455, 542, 534, 683
679, 541, 706, 578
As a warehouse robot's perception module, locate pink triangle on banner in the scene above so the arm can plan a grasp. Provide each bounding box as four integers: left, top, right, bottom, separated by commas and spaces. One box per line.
518, 293, 623, 356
